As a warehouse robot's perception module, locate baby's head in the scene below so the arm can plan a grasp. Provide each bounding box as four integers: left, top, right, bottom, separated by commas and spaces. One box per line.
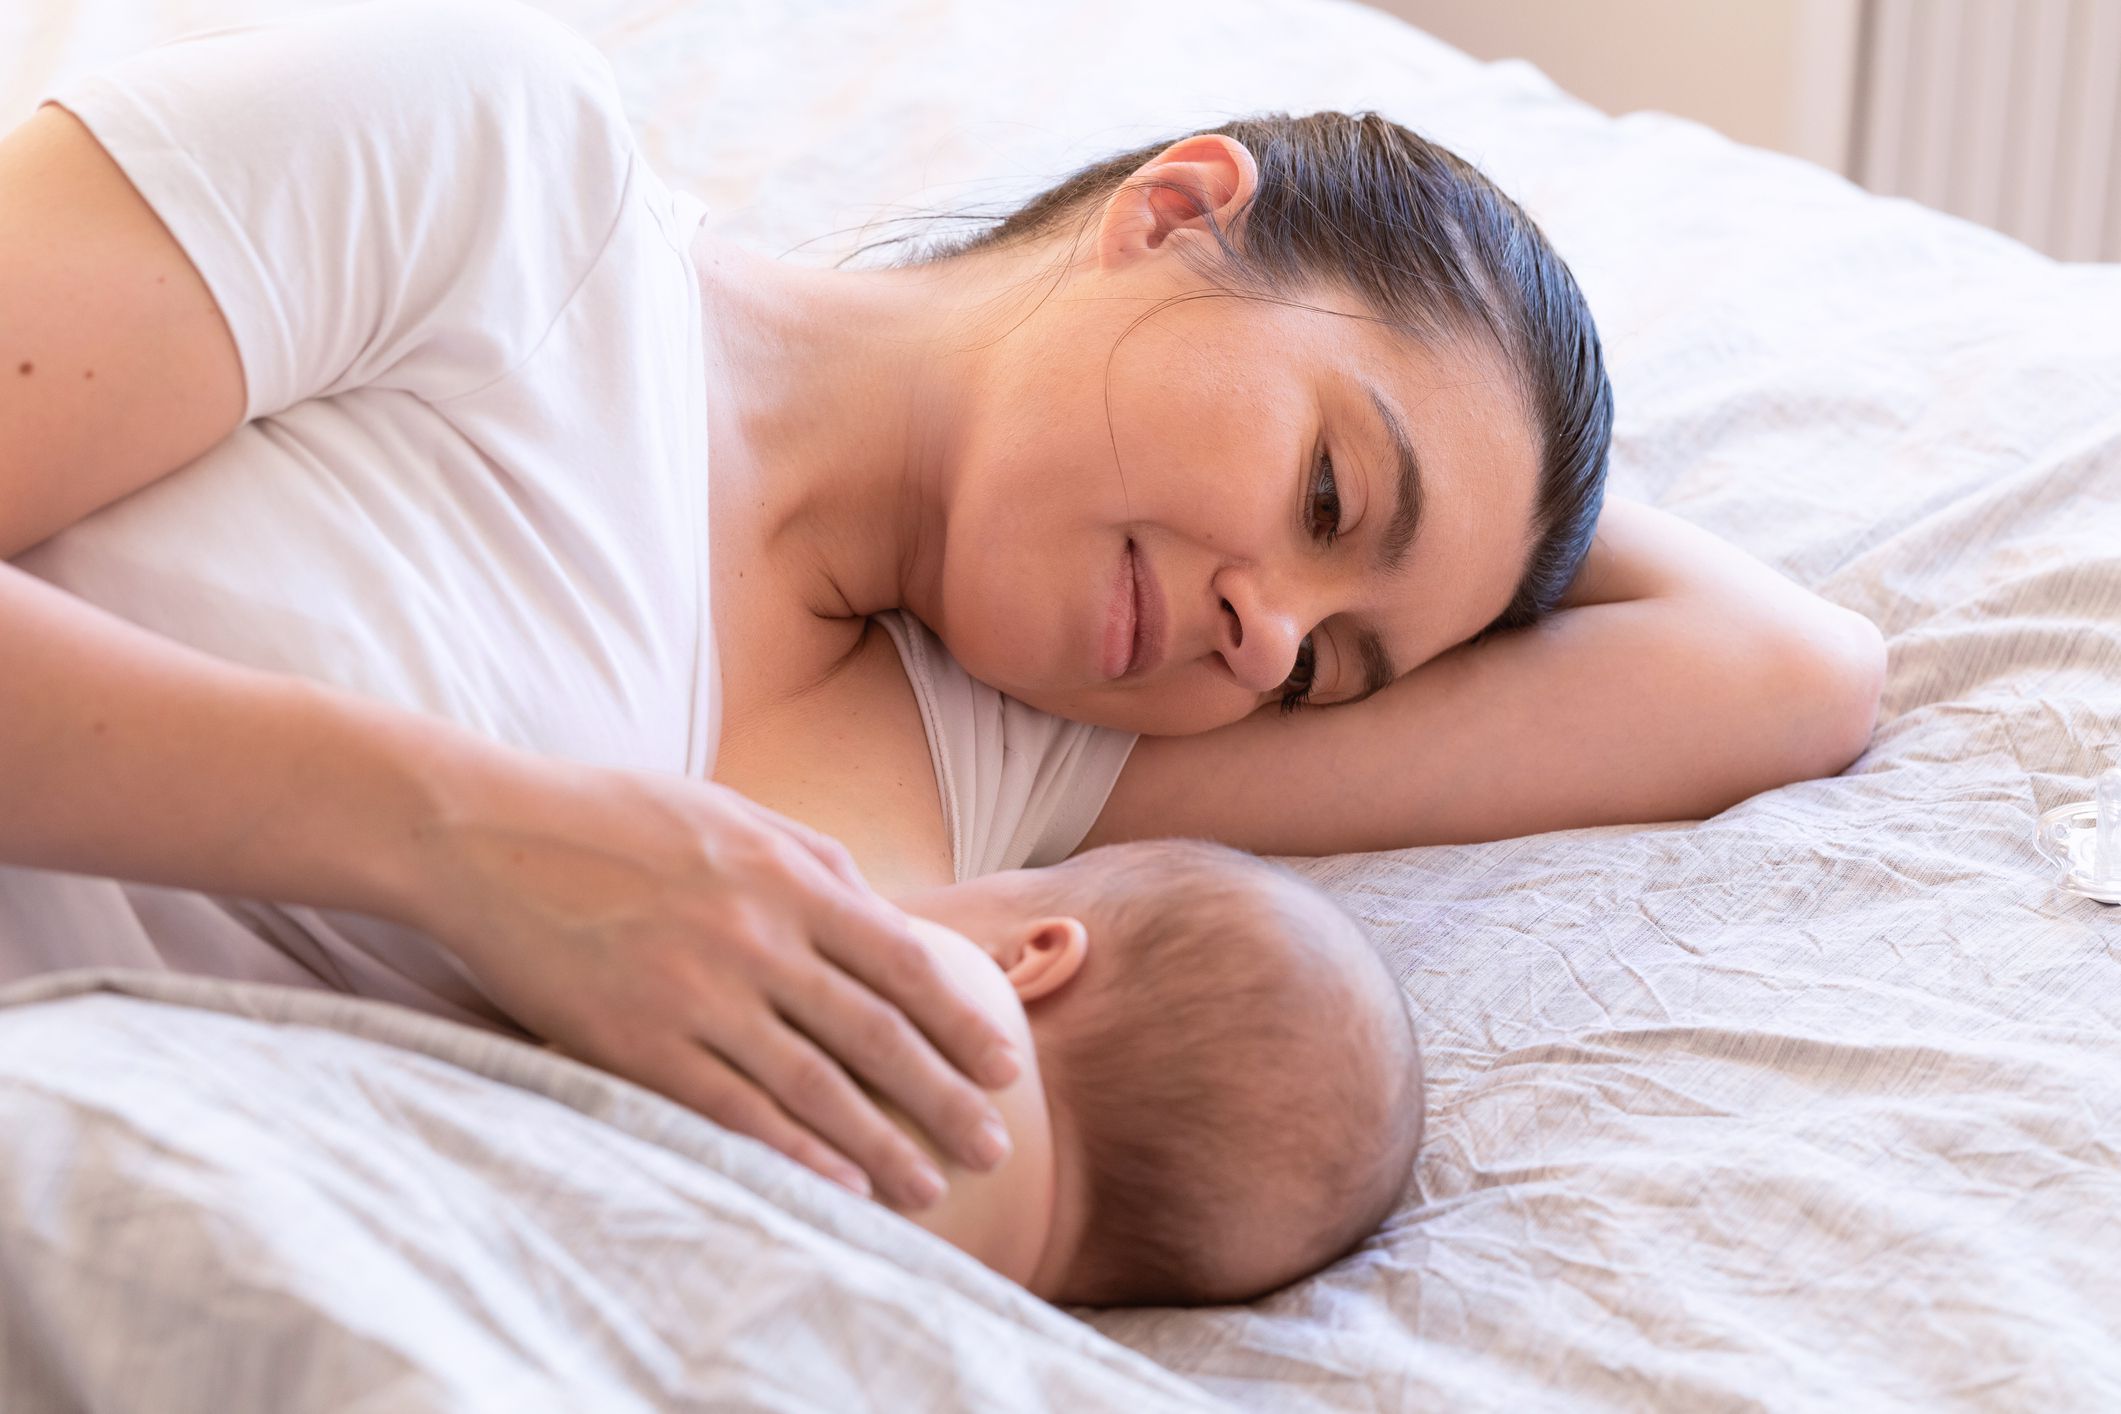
891, 837, 1424, 1307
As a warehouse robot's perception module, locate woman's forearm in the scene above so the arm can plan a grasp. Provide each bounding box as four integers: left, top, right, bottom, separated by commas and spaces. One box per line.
1082, 498, 1885, 855
1356, 591, 1880, 846
0, 558, 1028, 1202
1365, 502, 1883, 847
0, 557, 504, 924
1410, 499, 1883, 836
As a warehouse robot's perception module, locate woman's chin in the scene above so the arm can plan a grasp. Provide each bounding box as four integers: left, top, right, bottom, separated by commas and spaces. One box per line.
1009, 681, 1250, 738
944, 627, 1252, 734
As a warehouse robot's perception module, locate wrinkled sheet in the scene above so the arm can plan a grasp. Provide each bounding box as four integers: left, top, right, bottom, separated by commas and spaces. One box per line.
7, 0, 2121, 1408
0, 969, 1220, 1412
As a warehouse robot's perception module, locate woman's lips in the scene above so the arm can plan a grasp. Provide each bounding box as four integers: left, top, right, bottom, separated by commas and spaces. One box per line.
1128, 543, 1166, 677
1102, 541, 1137, 680
1104, 538, 1169, 681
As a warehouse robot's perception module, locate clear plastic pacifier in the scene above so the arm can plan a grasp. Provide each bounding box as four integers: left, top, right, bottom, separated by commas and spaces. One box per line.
2037, 764, 2121, 906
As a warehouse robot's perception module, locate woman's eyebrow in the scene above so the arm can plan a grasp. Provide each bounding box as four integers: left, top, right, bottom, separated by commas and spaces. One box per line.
1336, 380, 1421, 703
1361, 380, 1425, 579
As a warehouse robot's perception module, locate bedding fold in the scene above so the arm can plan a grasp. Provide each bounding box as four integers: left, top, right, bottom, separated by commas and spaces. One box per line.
0, 968, 1223, 1413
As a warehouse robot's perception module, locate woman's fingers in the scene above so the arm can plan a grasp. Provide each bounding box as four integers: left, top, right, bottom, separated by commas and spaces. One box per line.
772, 949, 1016, 1184
805, 889, 1020, 1138
607, 1034, 878, 1201
758, 836, 1019, 1175
843, 889, 1022, 1089
743, 796, 1022, 1091
733, 1008, 953, 1211
692, 825, 1012, 1190
425, 762, 1024, 1209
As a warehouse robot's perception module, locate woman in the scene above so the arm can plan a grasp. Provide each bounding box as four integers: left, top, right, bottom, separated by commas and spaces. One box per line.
0, 0, 1882, 1213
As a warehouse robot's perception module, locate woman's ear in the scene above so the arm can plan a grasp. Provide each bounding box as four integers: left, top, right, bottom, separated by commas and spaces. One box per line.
1004, 917, 1089, 1002
1094, 133, 1259, 266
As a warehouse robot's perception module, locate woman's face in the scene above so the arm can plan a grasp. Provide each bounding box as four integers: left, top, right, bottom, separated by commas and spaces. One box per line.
931, 236, 1545, 737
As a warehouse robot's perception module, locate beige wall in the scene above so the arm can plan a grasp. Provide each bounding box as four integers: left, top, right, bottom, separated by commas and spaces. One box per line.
1367, 0, 1864, 174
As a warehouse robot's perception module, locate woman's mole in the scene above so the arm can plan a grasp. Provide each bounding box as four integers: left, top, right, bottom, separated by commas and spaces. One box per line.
16, 361, 31, 376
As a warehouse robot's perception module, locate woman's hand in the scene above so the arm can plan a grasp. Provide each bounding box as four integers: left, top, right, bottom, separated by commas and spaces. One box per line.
403, 754, 1020, 1210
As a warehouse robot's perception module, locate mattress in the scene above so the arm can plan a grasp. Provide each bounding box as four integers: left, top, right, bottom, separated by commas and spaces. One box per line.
5, 0, 2121, 1408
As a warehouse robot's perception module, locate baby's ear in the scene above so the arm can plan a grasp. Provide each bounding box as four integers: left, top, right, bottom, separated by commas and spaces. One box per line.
1005, 916, 1089, 1002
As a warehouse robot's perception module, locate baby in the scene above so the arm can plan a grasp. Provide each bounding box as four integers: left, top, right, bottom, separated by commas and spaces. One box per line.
879, 836, 1426, 1308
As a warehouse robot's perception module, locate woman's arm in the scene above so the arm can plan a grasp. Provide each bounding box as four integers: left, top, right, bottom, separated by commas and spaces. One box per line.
1077, 498, 1886, 855
0, 550, 1020, 1207
2, 96, 1020, 1208
0, 555, 457, 919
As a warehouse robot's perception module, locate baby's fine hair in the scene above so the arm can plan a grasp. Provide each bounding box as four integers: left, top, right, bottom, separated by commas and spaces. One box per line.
1025, 838, 1424, 1307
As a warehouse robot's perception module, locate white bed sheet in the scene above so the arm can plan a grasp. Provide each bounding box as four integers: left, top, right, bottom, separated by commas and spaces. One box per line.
6, 0, 2121, 1408
0, 969, 1217, 1411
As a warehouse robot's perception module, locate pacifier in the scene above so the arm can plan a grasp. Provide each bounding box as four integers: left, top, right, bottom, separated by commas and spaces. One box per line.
2037, 765, 2121, 906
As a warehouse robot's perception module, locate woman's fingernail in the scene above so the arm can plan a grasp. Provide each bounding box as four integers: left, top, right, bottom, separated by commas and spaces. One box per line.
969, 1117, 1012, 1169
980, 1041, 1020, 1087
904, 1162, 946, 1209
836, 1166, 872, 1200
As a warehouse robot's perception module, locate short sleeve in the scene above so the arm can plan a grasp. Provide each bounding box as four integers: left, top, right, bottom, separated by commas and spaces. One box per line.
38, 0, 637, 421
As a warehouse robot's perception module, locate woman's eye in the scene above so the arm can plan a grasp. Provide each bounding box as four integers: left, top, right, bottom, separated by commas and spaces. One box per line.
1310, 449, 1343, 546
1278, 635, 1318, 714
1280, 445, 1343, 714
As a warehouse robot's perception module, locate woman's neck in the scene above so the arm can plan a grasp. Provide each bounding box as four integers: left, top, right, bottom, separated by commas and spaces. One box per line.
691, 229, 1042, 631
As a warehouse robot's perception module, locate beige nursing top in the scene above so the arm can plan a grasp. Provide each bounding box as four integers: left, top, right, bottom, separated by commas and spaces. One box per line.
872, 613, 1140, 882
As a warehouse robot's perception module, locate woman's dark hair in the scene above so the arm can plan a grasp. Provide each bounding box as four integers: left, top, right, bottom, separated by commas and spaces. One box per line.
835, 110, 1612, 649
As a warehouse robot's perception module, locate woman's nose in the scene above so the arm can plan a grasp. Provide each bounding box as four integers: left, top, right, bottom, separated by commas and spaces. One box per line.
1215, 572, 1306, 694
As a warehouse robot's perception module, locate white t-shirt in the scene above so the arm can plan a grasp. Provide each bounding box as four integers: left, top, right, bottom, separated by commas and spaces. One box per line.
0, 0, 1138, 1025
1, 0, 713, 1035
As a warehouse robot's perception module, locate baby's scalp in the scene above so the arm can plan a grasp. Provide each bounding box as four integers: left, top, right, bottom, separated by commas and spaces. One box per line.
1022, 838, 1424, 1306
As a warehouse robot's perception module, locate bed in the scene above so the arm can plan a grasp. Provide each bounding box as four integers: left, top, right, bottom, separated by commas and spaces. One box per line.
5, 0, 2121, 1407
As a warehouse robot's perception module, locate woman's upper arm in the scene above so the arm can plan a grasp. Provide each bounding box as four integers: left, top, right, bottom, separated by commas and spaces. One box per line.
0, 102, 245, 560
4, 0, 638, 555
